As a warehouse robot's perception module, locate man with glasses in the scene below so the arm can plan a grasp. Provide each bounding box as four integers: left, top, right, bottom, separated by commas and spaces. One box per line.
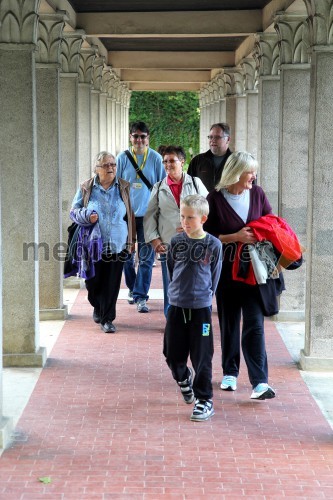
187, 123, 232, 192
117, 121, 165, 313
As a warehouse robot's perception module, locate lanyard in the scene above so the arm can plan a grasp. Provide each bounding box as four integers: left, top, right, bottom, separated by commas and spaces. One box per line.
132, 147, 148, 180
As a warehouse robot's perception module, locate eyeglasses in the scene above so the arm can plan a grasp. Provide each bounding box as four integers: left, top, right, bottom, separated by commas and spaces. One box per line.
131, 134, 148, 140
162, 159, 181, 165
97, 162, 116, 169
207, 135, 229, 140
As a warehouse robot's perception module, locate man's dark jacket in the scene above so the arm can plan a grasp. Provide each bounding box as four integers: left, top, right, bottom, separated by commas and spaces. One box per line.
187, 148, 232, 192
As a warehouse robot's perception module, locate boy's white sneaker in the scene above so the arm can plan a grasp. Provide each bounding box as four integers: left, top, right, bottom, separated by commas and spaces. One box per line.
190, 399, 215, 421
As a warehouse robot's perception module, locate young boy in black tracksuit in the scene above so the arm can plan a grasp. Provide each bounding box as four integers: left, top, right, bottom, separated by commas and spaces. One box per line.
163, 194, 222, 421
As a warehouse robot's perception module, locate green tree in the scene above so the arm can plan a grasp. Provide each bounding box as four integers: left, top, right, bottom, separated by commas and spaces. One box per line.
129, 91, 200, 162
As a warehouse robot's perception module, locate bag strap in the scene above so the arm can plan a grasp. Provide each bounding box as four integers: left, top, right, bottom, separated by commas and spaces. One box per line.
190, 175, 199, 193
125, 150, 153, 191
156, 179, 164, 205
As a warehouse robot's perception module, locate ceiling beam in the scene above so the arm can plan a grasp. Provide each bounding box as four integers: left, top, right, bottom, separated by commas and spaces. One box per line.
121, 70, 211, 83
109, 51, 234, 69
77, 11, 262, 37
129, 82, 201, 91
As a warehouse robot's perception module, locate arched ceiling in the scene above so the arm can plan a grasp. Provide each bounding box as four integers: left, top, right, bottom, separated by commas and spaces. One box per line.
48, 0, 298, 91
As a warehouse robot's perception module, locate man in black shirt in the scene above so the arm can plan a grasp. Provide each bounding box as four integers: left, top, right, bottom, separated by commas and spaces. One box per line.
187, 123, 232, 192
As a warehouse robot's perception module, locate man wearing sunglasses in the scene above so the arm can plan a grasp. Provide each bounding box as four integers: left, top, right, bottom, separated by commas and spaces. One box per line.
187, 123, 232, 192
117, 121, 165, 313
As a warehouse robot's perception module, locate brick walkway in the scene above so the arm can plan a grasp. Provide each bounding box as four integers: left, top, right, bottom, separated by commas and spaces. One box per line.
1, 266, 333, 499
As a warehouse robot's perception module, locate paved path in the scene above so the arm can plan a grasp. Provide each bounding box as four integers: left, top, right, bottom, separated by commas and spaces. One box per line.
1, 267, 333, 499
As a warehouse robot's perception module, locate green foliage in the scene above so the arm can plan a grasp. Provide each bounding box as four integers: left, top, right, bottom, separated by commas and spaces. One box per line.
129, 91, 200, 161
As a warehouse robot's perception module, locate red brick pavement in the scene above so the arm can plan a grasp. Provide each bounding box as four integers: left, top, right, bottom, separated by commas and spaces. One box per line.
0, 265, 333, 499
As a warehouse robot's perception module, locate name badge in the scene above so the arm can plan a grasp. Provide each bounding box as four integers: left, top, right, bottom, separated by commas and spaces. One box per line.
132, 182, 142, 189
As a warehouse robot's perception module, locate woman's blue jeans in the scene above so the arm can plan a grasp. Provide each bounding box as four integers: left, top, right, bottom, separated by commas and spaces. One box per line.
124, 216, 154, 302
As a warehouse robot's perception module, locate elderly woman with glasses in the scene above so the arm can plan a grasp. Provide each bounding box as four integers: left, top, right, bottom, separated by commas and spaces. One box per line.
144, 145, 208, 317
70, 151, 135, 334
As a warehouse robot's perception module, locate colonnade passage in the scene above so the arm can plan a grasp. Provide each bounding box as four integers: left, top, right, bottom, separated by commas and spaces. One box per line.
0, 1, 333, 447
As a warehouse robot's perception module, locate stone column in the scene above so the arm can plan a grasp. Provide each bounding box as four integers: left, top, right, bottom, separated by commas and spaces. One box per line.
207, 84, 215, 129
109, 76, 118, 154
0, 139, 13, 446
106, 87, 113, 153
253, 33, 280, 210
203, 87, 211, 145
224, 71, 239, 152
125, 89, 131, 150
274, 12, 311, 319
60, 31, 84, 241
99, 66, 110, 151
231, 70, 247, 151
118, 85, 125, 151
198, 91, 205, 152
120, 84, 129, 151
216, 73, 226, 123
120, 87, 130, 152
300, 0, 333, 370
211, 80, 221, 123
242, 58, 259, 157
78, 45, 96, 181
90, 57, 104, 161
115, 82, 122, 155
99, 90, 107, 151
199, 87, 209, 152
0, 1, 46, 367
36, 12, 67, 320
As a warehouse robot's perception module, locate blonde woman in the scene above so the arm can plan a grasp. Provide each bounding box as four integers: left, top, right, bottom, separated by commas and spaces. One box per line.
204, 151, 276, 400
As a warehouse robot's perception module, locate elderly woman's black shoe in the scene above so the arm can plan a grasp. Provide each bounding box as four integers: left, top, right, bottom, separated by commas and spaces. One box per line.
93, 309, 101, 323
101, 321, 116, 333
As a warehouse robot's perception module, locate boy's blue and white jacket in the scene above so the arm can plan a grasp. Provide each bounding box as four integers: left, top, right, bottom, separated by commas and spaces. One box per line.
167, 232, 222, 310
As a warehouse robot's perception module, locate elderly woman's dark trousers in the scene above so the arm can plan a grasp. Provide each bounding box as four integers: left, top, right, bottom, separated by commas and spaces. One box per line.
85, 254, 124, 324
216, 282, 268, 388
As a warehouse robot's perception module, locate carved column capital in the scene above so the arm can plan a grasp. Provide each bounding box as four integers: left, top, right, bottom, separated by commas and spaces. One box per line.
303, 0, 333, 46
36, 11, 67, 65
274, 12, 310, 64
211, 79, 220, 104
241, 58, 258, 91
215, 72, 226, 99
124, 88, 131, 108
108, 77, 120, 100
120, 84, 128, 105
61, 30, 85, 74
0, 0, 40, 46
92, 56, 105, 91
224, 68, 245, 95
206, 83, 215, 105
201, 86, 210, 107
101, 66, 112, 94
79, 45, 98, 84
253, 32, 280, 76
115, 81, 123, 103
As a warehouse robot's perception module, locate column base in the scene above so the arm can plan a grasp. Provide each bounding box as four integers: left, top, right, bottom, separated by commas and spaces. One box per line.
0, 417, 14, 451
63, 276, 84, 289
299, 349, 333, 371
3, 347, 47, 368
39, 305, 68, 321
272, 310, 305, 321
